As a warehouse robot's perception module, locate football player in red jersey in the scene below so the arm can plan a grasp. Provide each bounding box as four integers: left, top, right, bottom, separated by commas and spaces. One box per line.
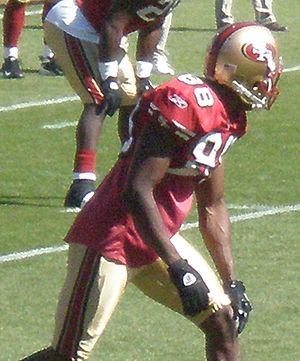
43, 0, 181, 209
20, 23, 282, 361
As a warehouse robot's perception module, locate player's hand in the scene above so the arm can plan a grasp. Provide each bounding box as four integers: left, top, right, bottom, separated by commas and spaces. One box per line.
136, 77, 154, 97
168, 259, 209, 316
100, 77, 122, 117
227, 280, 252, 334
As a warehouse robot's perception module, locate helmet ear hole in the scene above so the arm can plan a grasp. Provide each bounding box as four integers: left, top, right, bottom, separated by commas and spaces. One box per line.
204, 22, 282, 110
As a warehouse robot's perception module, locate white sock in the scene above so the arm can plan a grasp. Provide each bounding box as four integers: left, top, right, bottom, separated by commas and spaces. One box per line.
42, 45, 54, 59
4, 47, 19, 59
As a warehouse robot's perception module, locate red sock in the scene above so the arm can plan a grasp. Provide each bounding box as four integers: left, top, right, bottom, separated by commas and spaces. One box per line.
3, 0, 26, 48
73, 149, 97, 174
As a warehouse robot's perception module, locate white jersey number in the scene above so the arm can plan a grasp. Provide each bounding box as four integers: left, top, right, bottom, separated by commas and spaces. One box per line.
137, 0, 174, 21
178, 73, 214, 108
193, 132, 236, 168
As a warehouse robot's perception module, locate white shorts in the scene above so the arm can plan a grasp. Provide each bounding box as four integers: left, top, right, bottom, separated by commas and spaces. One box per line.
44, 21, 137, 106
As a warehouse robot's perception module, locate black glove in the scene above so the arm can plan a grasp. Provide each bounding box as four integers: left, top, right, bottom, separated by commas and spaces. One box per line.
99, 77, 122, 117
227, 280, 252, 334
136, 77, 154, 97
168, 259, 209, 317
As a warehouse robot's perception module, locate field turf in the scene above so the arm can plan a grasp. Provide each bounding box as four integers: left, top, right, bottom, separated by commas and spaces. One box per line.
1, 0, 299, 360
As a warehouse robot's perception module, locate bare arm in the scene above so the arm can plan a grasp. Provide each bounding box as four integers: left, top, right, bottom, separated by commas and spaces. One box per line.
195, 163, 236, 285
122, 122, 181, 266
99, 10, 129, 62
99, 0, 163, 63
196, 159, 253, 333
123, 121, 220, 316
97, 2, 131, 115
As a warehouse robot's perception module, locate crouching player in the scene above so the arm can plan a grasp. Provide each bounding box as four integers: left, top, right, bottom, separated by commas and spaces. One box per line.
20, 22, 282, 361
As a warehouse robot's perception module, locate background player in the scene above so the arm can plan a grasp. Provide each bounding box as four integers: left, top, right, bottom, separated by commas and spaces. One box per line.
1, 0, 63, 79
43, 0, 182, 209
215, 0, 287, 31
152, 12, 175, 75
20, 22, 283, 361
150, 0, 287, 80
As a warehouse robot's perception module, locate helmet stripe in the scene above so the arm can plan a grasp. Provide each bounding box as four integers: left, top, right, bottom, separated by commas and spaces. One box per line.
206, 22, 258, 78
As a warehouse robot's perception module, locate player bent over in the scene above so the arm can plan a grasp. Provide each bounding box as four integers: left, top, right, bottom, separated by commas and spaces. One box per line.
20, 22, 282, 361
43, 0, 182, 209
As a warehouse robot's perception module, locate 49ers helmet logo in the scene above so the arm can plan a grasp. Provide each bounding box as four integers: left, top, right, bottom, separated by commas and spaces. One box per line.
242, 42, 277, 71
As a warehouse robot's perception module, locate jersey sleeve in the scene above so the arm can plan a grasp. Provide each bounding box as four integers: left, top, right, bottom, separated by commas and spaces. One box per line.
148, 75, 220, 137
143, 74, 247, 179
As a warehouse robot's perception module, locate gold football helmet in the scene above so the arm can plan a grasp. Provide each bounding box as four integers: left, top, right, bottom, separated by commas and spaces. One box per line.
204, 22, 283, 109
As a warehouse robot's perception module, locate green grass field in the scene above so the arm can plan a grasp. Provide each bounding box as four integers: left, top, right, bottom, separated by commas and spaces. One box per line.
1, 0, 300, 360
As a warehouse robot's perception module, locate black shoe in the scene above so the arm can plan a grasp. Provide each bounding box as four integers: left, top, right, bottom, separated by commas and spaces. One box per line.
264, 22, 288, 32
19, 347, 56, 360
39, 56, 64, 76
64, 179, 95, 209
1, 57, 24, 79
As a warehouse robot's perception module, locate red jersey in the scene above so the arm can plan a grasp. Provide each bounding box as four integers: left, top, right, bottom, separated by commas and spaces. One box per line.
76, 0, 180, 34
66, 74, 247, 267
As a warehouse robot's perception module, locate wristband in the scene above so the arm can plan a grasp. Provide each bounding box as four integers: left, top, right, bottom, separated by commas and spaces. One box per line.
98, 61, 118, 80
136, 61, 153, 78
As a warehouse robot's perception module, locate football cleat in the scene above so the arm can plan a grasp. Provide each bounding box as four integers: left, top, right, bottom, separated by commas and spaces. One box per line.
19, 346, 68, 360
152, 49, 175, 75
39, 56, 64, 76
263, 22, 288, 32
64, 179, 95, 209
1, 56, 24, 79
204, 22, 282, 110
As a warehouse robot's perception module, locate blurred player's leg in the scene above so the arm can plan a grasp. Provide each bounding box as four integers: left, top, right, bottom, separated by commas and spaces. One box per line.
252, 0, 288, 31
215, 0, 234, 29
39, 44, 64, 76
1, 0, 26, 79
40, 0, 64, 76
152, 13, 175, 75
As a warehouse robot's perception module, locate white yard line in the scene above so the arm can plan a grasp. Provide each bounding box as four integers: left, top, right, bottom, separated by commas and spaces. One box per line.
42, 121, 77, 129
0, 245, 68, 263
283, 65, 300, 73
0, 96, 79, 113
0, 65, 299, 115
1, 204, 299, 264
181, 204, 300, 230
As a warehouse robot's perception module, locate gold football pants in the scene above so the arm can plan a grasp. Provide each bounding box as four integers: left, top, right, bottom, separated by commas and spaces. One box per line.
52, 234, 230, 360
